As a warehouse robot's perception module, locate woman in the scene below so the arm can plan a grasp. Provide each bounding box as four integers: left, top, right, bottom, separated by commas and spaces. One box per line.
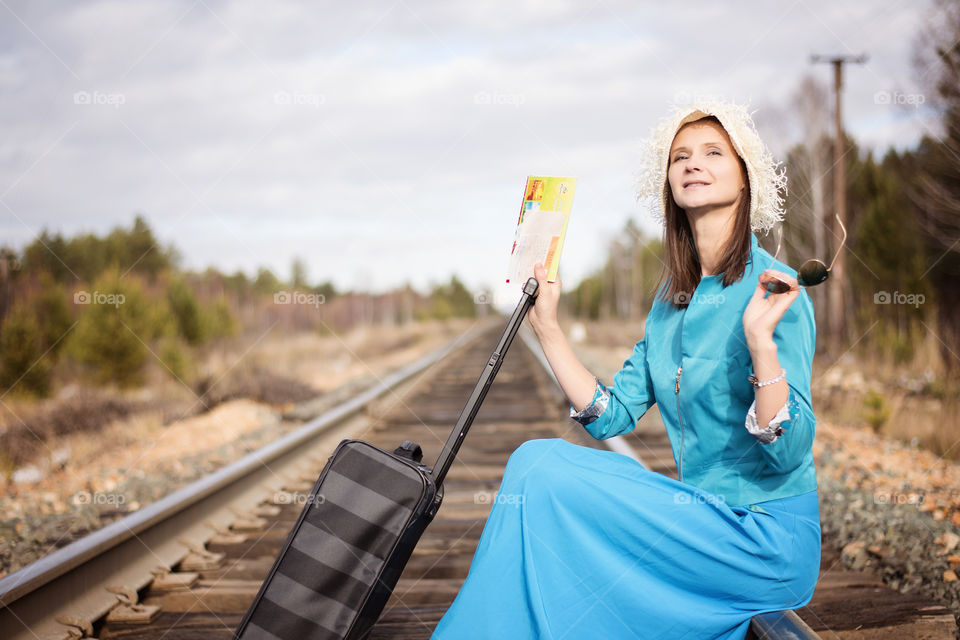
431, 101, 820, 639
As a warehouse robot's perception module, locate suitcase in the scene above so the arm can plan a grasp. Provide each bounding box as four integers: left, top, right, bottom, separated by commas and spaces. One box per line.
235, 277, 540, 640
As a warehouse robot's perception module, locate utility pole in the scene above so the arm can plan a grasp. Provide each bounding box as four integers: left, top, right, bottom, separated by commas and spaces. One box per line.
811, 53, 867, 351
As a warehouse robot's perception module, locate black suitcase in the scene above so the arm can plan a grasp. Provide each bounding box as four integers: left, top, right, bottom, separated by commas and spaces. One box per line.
235, 277, 540, 640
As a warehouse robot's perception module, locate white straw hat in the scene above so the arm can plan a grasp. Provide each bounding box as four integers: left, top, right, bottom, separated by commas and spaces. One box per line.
634, 100, 787, 234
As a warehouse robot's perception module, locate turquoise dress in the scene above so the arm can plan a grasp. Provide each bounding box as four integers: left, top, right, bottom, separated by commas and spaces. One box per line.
431, 439, 820, 639
433, 234, 821, 639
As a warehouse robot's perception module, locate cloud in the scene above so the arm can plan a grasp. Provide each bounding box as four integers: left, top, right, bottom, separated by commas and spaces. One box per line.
0, 0, 938, 294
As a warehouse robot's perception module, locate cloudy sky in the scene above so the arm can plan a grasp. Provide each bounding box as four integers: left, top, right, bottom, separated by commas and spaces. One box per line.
0, 0, 942, 303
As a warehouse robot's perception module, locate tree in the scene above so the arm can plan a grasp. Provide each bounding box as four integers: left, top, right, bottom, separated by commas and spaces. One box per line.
0, 303, 51, 396
911, 0, 960, 371
291, 258, 309, 290
567, 220, 663, 321
167, 278, 206, 346
22, 230, 72, 283
23, 217, 173, 285
782, 75, 834, 336
429, 276, 476, 319
69, 271, 157, 386
254, 267, 282, 295
847, 150, 931, 361
109, 215, 172, 280
205, 296, 237, 339
33, 272, 74, 360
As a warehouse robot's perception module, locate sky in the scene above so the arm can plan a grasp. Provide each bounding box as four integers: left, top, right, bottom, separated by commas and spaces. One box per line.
0, 0, 944, 306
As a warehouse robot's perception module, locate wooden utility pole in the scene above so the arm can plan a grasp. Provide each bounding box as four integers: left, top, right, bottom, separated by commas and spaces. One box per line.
811, 53, 867, 350
0, 249, 17, 331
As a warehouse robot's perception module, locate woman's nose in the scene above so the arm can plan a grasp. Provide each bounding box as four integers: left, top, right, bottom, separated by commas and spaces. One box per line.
683, 153, 704, 171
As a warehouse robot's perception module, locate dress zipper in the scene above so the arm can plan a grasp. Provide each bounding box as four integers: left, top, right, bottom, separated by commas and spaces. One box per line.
675, 365, 684, 482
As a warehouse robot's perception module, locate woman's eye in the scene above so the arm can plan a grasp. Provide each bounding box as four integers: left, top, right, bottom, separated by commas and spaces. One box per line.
708, 150, 721, 156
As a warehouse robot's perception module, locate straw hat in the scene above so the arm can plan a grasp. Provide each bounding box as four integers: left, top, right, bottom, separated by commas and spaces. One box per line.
634, 100, 787, 234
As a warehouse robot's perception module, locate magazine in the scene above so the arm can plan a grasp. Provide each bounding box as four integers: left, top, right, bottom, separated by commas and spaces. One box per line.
506, 176, 577, 284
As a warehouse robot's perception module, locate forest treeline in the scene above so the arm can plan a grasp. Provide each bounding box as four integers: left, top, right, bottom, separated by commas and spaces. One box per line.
0, 217, 480, 396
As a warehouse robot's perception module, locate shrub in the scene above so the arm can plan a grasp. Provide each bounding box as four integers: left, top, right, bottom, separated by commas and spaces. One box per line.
33, 272, 73, 360
0, 304, 51, 396
69, 272, 158, 387
861, 389, 891, 433
167, 278, 205, 345
205, 296, 237, 339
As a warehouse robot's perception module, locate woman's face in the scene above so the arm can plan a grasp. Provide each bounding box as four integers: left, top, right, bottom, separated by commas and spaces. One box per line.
667, 119, 745, 215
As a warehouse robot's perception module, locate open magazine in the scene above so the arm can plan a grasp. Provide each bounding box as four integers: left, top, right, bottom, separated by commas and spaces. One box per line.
506, 176, 577, 284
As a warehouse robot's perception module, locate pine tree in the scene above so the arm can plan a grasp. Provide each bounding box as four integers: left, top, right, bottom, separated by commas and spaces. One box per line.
0, 304, 51, 396
69, 272, 155, 386
167, 278, 205, 345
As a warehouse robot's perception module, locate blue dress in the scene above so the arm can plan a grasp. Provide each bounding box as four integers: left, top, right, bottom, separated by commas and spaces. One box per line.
431, 438, 820, 639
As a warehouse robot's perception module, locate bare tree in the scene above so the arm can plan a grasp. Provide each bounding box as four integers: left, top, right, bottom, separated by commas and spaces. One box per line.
782, 75, 834, 343
911, 0, 960, 371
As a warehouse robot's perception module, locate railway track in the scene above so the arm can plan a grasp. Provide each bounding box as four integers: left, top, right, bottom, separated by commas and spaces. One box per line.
0, 321, 954, 639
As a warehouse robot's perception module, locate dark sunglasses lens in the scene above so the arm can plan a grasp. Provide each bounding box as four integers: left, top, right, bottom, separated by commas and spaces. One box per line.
765, 278, 792, 294
798, 261, 829, 287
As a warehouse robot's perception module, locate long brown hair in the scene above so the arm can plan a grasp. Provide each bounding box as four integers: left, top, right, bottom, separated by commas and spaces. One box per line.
654, 116, 752, 310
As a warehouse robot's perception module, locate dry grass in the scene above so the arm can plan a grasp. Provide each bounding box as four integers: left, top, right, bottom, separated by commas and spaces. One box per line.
0, 318, 477, 481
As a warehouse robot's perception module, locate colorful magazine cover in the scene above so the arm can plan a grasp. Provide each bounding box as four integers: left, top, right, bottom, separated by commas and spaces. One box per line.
506, 176, 577, 284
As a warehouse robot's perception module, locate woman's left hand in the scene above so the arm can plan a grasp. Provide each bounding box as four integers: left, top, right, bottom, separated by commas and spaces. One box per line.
742, 269, 800, 349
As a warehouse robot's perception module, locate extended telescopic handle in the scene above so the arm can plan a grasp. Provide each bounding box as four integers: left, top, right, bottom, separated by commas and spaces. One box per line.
430, 277, 540, 487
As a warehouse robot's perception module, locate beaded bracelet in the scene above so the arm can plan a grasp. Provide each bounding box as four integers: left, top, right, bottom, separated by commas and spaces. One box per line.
748, 368, 786, 388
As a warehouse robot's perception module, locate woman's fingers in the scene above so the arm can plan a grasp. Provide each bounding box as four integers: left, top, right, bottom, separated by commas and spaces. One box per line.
744, 269, 804, 346
533, 262, 561, 289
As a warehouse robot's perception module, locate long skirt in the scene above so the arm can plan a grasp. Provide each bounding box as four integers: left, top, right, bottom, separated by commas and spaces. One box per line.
430, 438, 820, 640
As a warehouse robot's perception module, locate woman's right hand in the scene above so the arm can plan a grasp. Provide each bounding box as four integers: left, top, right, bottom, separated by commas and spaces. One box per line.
527, 262, 562, 337
524, 262, 596, 411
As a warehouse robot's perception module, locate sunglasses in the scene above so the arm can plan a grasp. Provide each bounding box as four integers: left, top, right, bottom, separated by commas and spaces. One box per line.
765, 213, 848, 294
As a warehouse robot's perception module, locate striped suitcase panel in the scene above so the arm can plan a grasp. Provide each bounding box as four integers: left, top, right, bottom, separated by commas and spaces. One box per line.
236, 440, 438, 640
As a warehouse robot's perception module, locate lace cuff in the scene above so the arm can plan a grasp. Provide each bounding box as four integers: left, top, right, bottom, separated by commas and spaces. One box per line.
569, 378, 610, 426
745, 397, 791, 444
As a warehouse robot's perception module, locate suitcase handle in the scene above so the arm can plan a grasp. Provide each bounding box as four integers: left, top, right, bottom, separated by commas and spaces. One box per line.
430, 277, 539, 487
393, 440, 424, 463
